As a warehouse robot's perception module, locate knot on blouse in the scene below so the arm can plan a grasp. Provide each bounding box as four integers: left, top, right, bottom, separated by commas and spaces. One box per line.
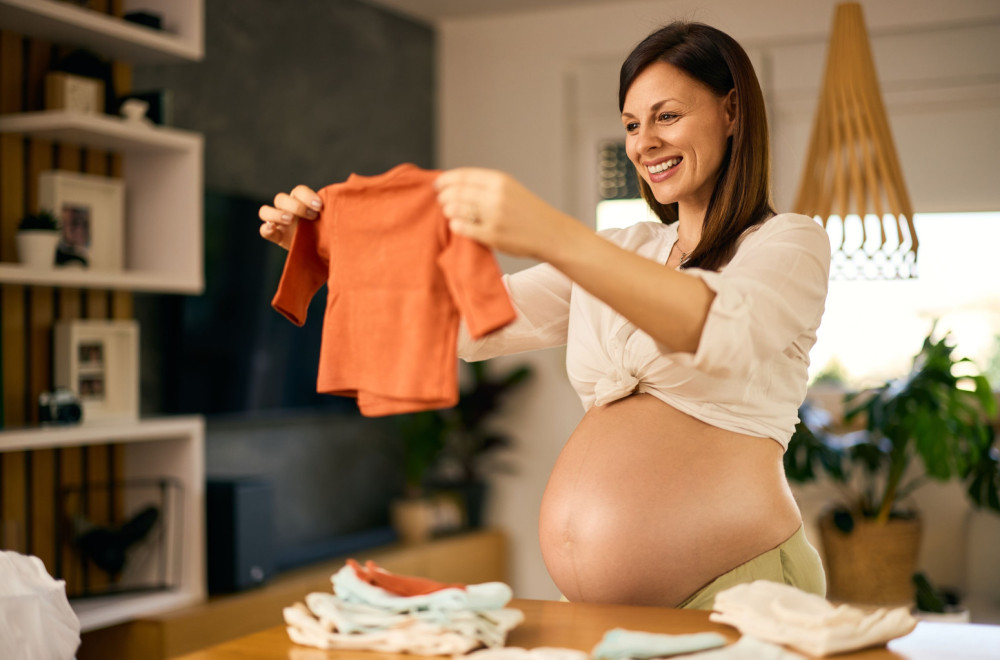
593, 371, 640, 407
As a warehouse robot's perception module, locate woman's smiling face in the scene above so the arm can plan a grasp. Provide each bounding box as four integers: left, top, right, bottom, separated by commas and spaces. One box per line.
621, 60, 736, 216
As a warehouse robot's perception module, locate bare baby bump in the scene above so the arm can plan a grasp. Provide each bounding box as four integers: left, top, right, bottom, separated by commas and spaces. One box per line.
538, 394, 800, 606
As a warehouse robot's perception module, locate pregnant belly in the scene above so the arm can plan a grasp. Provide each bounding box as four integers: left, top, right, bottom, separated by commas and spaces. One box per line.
538, 393, 800, 606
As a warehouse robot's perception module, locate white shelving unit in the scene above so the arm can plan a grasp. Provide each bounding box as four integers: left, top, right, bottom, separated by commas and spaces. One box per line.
0, 0, 207, 633
0, 417, 206, 632
0, 111, 203, 293
0, 0, 203, 63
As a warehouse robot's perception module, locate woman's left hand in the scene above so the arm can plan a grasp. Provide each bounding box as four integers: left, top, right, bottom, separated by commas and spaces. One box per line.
435, 167, 581, 261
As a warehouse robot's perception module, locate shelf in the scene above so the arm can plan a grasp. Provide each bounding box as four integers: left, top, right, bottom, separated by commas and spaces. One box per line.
0, 0, 203, 63
0, 416, 204, 452
0, 262, 201, 293
0, 110, 205, 295
0, 111, 200, 153
1, 416, 206, 632
74, 590, 203, 633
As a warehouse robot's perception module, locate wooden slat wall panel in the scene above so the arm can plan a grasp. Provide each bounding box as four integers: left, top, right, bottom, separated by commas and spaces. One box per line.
59, 446, 84, 594
85, 444, 110, 592
0, 451, 26, 551
26, 39, 52, 112
0, 30, 27, 558
30, 448, 56, 568
28, 139, 55, 426
1, 13, 135, 597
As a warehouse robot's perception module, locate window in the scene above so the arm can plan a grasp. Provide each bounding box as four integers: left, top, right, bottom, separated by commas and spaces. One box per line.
595, 198, 1000, 387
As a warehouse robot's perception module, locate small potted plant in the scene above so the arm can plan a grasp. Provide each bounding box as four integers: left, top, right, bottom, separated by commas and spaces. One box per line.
389, 360, 532, 543
16, 210, 61, 268
786, 327, 999, 605
430, 360, 532, 528
389, 409, 447, 544
912, 571, 971, 623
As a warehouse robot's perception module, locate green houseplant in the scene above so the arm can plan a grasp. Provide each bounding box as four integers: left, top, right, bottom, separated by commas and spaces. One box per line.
16, 210, 61, 268
390, 360, 532, 541
786, 328, 999, 604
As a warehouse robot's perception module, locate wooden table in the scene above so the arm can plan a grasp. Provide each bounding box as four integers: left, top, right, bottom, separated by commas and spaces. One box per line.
174, 598, 1000, 660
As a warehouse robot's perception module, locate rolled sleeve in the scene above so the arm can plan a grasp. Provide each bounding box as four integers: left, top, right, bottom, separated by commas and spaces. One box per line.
458, 262, 572, 361
683, 216, 831, 379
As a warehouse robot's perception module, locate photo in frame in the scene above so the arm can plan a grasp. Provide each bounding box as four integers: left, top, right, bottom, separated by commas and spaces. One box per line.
38, 170, 125, 271
54, 320, 139, 422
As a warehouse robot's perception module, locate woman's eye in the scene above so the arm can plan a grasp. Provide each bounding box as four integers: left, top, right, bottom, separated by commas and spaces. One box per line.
658, 113, 679, 122
625, 122, 639, 132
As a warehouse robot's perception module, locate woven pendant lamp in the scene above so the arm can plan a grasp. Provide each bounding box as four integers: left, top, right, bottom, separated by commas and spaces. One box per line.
794, 2, 917, 280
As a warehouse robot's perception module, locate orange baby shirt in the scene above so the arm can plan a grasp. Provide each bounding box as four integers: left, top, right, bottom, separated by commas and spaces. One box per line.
271, 164, 516, 416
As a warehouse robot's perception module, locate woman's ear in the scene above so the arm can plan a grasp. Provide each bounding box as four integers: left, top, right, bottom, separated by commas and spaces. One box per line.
723, 89, 738, 137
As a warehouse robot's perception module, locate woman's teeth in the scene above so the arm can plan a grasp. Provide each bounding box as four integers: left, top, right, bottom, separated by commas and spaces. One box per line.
647, 157, 681, 174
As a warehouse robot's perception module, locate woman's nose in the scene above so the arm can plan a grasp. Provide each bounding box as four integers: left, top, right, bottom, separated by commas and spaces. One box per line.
635, 124, 662, 153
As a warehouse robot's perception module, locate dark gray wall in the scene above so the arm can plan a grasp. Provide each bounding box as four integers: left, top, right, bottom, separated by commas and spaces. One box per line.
130, 0, 435, 555
133, 0, 435, 197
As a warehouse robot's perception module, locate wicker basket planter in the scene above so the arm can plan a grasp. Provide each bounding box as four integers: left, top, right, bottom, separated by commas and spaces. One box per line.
819, 511, 922, 606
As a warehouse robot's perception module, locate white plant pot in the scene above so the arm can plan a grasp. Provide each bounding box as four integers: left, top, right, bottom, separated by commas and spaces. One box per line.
16, 230, 60, 268
912, 607, 971, 623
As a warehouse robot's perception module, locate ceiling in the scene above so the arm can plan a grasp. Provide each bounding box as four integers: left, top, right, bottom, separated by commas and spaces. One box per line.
362, 0, 618, 24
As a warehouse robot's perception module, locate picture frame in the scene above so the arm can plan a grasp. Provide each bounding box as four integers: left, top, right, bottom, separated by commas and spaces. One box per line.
54, 320, 139, 422
39, 170, 125, 271
44, 71, 105, 115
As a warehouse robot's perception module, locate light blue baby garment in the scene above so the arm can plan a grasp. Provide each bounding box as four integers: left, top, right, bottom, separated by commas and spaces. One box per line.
331, 563, 513, 613
591, 628, 728, 659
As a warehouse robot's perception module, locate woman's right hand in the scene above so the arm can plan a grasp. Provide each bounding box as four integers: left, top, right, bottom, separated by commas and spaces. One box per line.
258, 185, 323, 250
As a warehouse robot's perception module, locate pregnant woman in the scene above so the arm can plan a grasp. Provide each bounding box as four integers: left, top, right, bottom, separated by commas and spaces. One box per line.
259, 21, 831, 609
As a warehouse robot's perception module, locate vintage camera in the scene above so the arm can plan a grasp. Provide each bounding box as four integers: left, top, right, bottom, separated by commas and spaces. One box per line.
39, 388, 83, 424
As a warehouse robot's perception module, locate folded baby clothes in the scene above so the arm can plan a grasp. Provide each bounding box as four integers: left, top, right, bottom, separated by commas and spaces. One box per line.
283, 560, 523, 655
349, 558, 466, 596
333, 561, 514, 612
709, 580, 917, 657
671, 635, 807, 659
591, 628, 727, 659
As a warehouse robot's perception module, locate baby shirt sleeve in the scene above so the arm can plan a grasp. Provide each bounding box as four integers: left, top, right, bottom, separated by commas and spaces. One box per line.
679, 214, 831, 379
457, 261, 573, 361
271, 206, 329, 327
437, 231, 517, 340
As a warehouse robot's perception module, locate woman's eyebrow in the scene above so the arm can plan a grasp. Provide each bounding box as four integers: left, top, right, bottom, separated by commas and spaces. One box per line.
621, 99, 681, 119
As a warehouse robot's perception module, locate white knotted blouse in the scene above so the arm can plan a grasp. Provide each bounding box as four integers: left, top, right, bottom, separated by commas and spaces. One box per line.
457, 213, 831, 449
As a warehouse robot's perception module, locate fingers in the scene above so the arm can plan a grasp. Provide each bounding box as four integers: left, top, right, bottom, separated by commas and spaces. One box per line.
439, 200, 481, 224
258, 184, 321, 251
259, 219, 291, 250
273, 191, 320, 220
290, 184, 322, 212
257, 204, 295, 225
436, 168, 505, 227
435, 168, 500, 201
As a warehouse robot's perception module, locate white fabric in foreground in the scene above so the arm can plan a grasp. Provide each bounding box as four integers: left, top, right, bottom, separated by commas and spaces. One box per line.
464, 646, 589, 660
672, 635, 807, 659
0, 551, 80, 660
709, 580, 917, 657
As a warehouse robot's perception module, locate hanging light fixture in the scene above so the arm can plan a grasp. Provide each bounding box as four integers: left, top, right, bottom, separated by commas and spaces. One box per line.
794, 2, 917, 280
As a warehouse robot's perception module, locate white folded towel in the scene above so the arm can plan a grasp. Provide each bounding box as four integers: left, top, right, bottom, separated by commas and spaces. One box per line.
709, 580, 917, 657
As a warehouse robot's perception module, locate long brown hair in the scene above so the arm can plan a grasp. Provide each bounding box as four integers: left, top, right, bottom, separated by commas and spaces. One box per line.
619, 22, 774, 271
